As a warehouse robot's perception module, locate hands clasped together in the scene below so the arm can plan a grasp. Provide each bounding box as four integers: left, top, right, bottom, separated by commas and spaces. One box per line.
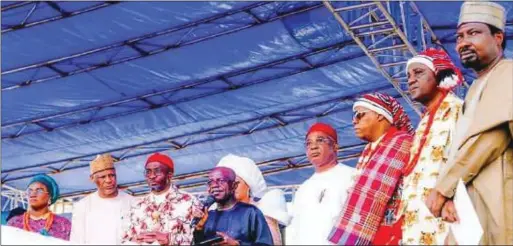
425, 189, 459, 223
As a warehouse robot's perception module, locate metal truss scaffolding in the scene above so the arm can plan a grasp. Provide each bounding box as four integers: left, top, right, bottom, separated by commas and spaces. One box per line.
1, 184, 74, 214
323, 0, 468, 114
2, 85, 396, 184
2, 1, 473, 205
2, 2, 322, 91
2, 2, 328, 140
1, 1, 120, 34
1, 185, 27, 211
2, 39, 356, 140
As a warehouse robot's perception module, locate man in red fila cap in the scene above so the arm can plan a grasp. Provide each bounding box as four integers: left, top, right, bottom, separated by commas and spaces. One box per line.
328, 93, 414, 245
286, 122, 355, 245
121, 153, 202, 245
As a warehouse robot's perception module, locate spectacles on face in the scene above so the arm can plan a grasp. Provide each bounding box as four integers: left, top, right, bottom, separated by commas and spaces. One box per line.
26, 188, 49, 196
305, 137, 333, 148
206, 179, 230, 187
144, 168, 167, 177
353, 110, 370, 122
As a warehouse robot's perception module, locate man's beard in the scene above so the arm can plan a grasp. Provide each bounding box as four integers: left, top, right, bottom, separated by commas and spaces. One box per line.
459, 48, 483, 70
150, 180, 169, 192
461, 56, 482, 69
214, 191, 234, 205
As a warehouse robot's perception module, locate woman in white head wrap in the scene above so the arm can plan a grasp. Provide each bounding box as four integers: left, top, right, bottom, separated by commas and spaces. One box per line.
217, 154, 290, 245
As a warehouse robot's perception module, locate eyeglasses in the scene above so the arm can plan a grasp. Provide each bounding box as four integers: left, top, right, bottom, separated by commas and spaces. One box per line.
26, 188, 49, 196
305, 137, 333, 148
353, 110, 370, 122
144, 168, 167, 177
206, 179, 230, 186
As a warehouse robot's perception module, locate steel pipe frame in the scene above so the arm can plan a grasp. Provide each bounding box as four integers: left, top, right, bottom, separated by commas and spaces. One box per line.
1, 1, 33, 12
323, 0, 421, 115
2, 1, 119, 34
2, 84, 395, 183
1, 1, 265, 76
2, 39, 356, 139
58, 149, 362, 199
2, 2, 322, 89
1, 184, 74, 212
2, 1, 466, 200
2, 46, 365, 155
323, 0, 472, 115
1, 185, 28, 211
396, 1, 472, 91
2, 2, 463, 138
407, 1, 470, 89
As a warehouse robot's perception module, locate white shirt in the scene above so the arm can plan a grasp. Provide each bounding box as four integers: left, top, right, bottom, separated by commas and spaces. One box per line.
70, 191, 136, 245
286, 164, 355, 245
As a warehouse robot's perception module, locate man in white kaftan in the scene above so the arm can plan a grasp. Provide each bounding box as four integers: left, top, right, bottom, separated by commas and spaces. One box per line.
71, 154, 136, 245
286, 122, 354, 245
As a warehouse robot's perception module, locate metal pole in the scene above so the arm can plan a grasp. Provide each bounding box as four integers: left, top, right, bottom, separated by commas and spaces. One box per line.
323, 0, 420, 115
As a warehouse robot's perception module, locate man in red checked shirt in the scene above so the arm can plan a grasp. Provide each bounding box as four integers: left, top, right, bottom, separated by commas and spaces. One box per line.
328, 93, 414, 245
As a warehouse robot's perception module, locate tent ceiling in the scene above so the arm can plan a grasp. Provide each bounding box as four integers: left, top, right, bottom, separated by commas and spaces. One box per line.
2, 1, 512, 200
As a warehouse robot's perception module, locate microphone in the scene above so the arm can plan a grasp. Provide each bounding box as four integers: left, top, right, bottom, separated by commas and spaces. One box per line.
191, 195, 216, 229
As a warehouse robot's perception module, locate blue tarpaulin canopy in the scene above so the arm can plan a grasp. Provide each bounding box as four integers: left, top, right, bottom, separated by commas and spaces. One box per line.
1, 1, 512, 206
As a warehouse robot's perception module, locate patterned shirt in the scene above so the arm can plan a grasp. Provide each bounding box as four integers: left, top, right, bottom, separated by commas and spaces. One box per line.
399, 92, 463, 245
121, 185, 201, 245
349, 133, 404, 227
328, 128, 412, 245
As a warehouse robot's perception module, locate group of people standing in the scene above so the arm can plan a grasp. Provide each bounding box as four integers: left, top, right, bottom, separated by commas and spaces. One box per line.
4, 151, 289, 245
2, 1, 512, 245
290, 2, 512, 245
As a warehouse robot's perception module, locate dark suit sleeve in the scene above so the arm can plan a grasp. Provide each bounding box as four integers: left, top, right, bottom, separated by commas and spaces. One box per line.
246, 207, 273, 246
192, 211, 215, 245
192, 229, 205, 245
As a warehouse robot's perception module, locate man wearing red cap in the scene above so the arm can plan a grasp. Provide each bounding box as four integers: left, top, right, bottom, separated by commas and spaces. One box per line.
399, 48, 464, 245
286, 122, 355, 245
328, 93, 414, 245
121, 153, 202, 245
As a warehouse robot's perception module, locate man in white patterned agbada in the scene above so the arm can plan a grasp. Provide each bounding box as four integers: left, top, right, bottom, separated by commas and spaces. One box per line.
399, 48, 464, 245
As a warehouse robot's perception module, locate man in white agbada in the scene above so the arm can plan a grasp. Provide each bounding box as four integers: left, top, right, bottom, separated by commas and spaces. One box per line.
286, 122, 354, 245
70, 154, 136, 245
217, 154, 291, 245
